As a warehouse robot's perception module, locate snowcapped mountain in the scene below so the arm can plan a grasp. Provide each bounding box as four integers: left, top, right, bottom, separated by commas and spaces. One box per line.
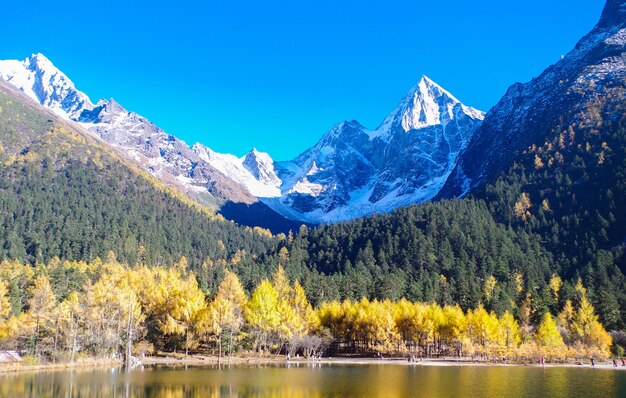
0, 53, 92, 120
0, 53, 261, 207
439, 0, 626, 199
0, 53, 483, 227
264, 76, 484, 223
192, 144, 281, 198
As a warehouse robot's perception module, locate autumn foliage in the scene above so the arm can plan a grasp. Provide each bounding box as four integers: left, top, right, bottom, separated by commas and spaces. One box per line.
0, 257, 613, 363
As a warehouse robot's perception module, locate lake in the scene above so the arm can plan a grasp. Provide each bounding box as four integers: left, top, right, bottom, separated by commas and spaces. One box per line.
0, 362, 625, 397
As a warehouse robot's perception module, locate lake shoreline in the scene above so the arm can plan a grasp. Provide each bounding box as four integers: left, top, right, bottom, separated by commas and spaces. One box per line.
140, 354, 626, 371
2, 354, 625, 374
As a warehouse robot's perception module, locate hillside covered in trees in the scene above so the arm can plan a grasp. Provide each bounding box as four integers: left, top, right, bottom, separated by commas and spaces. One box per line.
0, 81, 278, 272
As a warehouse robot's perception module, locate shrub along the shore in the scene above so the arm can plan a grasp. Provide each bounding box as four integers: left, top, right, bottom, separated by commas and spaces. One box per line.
0, 257, 615, 363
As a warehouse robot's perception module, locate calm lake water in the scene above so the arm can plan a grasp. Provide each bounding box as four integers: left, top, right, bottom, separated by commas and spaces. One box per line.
1, 363, 625, 397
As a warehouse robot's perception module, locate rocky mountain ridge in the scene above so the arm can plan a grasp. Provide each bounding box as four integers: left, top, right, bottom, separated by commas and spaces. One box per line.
0, 55, 483, 226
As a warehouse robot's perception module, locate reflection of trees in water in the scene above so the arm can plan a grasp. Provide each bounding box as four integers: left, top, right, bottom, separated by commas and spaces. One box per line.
0, 376, 322, 398
0, 364, 622, 398
0, 367, 325, 398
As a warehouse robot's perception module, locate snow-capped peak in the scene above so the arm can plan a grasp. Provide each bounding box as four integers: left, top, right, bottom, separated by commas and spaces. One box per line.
1, 52, 486, 225
243, 148, 281, 187
399, 75, 483, 131
0, 53, 94, 119
260, 75, 486, 223
375, 75, 484, 136
25, 53, 55, 72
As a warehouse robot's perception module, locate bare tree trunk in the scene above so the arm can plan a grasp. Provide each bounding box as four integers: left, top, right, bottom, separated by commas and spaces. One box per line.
116, 310, 123, 356
185, 328, 189, 357
228, 329, 233, 363
33, 317, 40, 356
53, 315, 60, 364
125, 301, 134, 368
218, 333, 222, 364
71, 315, 78, 363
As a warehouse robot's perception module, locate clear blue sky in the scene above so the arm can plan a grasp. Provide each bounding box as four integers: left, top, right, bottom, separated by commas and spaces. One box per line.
1, 0, 606, 160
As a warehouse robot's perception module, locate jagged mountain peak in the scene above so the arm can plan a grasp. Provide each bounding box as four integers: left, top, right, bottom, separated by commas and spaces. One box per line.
243, 148, 281, 187
244, 147, 272, 163
376, 75, 484, 136
25, 52, 55, 71
0, 53, 94, 119
1, 51, 483, 225
261, 76, 485, 223
314, 120, 366, 147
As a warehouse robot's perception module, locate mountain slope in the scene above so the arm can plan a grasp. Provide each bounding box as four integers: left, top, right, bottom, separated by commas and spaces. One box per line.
449, 1, 626, 329
0, 54, 258, 208
0, 54, 305, 233
436, 0, 626, 272
0, 80, 277, 269
440, 0, 626, 198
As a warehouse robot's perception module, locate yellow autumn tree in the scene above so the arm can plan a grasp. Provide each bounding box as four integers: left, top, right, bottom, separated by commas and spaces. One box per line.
272, 265, 292, 298
352, 299, 399, 353
535, 313, 564, 356
197, 270, 248, 361
290, 280, 319, 334
514, 192, 532, 221
55, 292, 84, 362
244, 279, 280, 352
0, 279, 15, 339
548, 275, 562, 302
271, 266, 301, 343
439, 305, 467, 356
318, 300, 346, 340
499, 311, 521, 355
571, 296, 612, 357
467, 305, 501, 357
135, 266, 205, 355
393, 299, 416, 350
85, 264, 144, 358
572, 296, 597, 344
0, 279, 10, 320
28, 274, 56, 356
483, 275, 497, 302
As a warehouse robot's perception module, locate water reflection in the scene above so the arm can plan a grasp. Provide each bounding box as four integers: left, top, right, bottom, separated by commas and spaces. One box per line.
0, 363, 624, 397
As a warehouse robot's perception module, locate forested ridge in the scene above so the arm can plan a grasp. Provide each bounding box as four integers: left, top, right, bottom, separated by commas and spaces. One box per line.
478, 76, 626, 329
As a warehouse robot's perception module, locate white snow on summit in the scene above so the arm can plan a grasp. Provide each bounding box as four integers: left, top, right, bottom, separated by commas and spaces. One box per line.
193, 144, 281, 198
0, 53, 95, 120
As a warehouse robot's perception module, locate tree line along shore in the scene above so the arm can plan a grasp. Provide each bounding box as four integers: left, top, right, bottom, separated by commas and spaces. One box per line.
0, 256, 621, 368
